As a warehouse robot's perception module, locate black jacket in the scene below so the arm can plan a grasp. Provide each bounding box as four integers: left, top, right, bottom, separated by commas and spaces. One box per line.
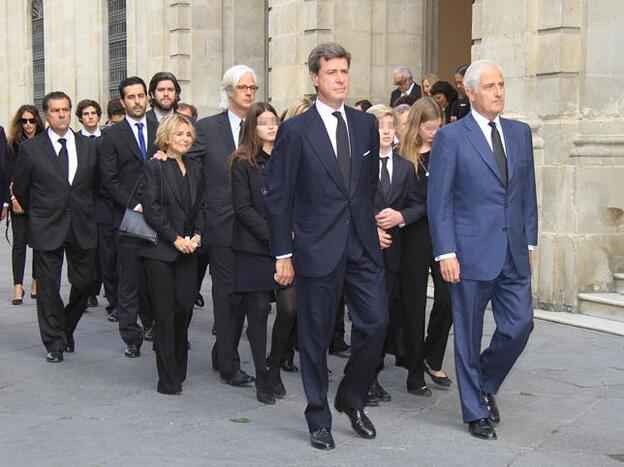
0, 126, 9, 205
231, 151, 271, 257
12, 130, 99, 251
373, 152, 425, 272
99, 118, 158, 226
137, 158, 206, 262
389, 83, 422, 107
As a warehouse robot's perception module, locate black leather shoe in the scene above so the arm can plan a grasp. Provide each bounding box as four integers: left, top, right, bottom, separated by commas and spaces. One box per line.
65, 336, 75, 353
223, 369, 255, 387
407, 385, 432, 397
87, 296, 98, 307
124, 345, 141, 358
329, 340, 351, 358
425, 367, 452, 388
334, 401, 376, 439
195, 293, 205, 307
256, 373, 276, 405
143, 326, 154, 342
485, 393, 500, 424
267, 367, 286, 398
281, 360, 298, 373
468, 418, 497, 440
371, 378, 391, 402
46, 350, 63, 363
107, 309, 118, 322
310, 428, 335, 450
365, 389, 380, 407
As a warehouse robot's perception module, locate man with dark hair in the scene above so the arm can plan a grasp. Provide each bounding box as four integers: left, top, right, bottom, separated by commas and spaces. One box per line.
266, 42, 388, 450
76, 99, 103, 138
13, 91, 99, 362
146, 71, 181, 124
100, 76, 158, 357
177, 102, 198, 122
106, 99, 125, 125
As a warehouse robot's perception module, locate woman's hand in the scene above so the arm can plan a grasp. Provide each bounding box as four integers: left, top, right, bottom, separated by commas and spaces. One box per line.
11, 197, 24, 214
173, 236, 193, 254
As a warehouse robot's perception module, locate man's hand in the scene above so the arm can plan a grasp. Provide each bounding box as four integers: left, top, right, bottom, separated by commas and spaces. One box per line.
11, 198, 24, 214
133, 203, 143, 213
440, 257, 461, 284
152, 150, 167, 161
375, 208, 404, 230
274, 257, 295, 286
190, 234, 201, 249
173, 236, 193, 254
377, 227, 392, 249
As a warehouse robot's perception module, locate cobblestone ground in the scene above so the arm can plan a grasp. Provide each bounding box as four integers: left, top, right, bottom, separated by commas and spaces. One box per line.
0, 242, 623, 466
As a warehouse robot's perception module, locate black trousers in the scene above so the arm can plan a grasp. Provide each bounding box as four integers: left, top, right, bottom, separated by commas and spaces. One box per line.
34, 227, 95, 352
297, 225, 388, 432
232, 291, 271, 376
117, 235, 152, 347
401, 220, 453, 389
331, 297, 347, 347
208, 246, 242, 377
10, 211, 36, 285
91, 222, 118, 310
267, 286, 297, 369
196, 244, 209, 295
144, 255, 197, 394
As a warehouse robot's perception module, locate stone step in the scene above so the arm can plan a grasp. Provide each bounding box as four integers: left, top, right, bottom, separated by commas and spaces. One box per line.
577, 292, 624, 323
614, 273, 624, 295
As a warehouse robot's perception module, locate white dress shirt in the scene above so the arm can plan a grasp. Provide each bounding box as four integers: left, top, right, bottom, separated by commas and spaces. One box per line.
125, 114, 149, 152
315, 98, 350, 157
228, 110, 244, 149
153, 107, 173, 123
80, 127, 102, 138
48, 128, 78, 185
378, 149, 393, 180
402, 81, 415, 97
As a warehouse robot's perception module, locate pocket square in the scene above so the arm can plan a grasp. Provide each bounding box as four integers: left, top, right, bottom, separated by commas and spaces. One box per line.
362, 150, 371, 157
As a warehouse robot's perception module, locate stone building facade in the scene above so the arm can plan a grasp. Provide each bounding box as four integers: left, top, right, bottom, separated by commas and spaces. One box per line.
0, 0, 622, 320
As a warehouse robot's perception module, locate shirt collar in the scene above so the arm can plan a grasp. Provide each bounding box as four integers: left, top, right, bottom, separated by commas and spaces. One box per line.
315, 98, 346, 120
227, 109, 243, 128
380, 148, 392, 159
405, 81, 415, 95
81, 127, 101, 137
154, 107, 173, 122
471, 108, 501, 130
47, 127, 73, 144
125, 114, 147, 127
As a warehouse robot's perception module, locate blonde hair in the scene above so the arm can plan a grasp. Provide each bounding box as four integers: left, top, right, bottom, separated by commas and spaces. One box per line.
366, 104, 397, 127
155, 114, 196, 152
282, 97, 313, 120
398, 97, 443, 170
421, 74, 439, 94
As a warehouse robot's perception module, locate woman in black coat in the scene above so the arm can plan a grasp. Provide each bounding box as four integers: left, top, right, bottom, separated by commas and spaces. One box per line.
230, 102, 297, 405
137, 114, 205, 395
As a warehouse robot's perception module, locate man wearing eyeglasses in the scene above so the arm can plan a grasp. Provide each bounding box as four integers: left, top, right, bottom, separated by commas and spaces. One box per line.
389, 66, 422, 107
186, 65, 259, 388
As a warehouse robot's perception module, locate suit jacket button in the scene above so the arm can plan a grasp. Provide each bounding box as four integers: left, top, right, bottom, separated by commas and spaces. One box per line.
344, 219, 350, 225
502, 227, 507, 232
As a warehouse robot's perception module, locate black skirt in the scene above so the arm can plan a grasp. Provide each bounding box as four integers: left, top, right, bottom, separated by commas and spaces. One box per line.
232, 251, 277, 293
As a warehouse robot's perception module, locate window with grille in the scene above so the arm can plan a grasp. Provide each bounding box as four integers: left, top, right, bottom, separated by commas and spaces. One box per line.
32, 0, 45, 108
108, 0, 127, 100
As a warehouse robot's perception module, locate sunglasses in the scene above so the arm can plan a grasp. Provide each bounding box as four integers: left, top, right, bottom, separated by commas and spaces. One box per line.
21, 118, 37, 125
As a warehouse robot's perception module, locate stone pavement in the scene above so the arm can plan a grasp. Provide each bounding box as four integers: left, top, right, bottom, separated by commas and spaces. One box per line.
0, 242, 623, 466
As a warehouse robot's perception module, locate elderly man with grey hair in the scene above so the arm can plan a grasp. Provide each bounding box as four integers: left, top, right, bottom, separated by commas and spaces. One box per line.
187, 64, 259, 387
389, 66, 421, 106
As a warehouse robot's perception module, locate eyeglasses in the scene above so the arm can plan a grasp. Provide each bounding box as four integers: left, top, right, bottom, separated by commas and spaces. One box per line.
20, 118, 37, 125
235, 85, 259, 93
393, 78, 410, 86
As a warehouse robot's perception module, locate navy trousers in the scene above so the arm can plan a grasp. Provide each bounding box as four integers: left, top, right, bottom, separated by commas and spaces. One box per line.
296, 225, 388, 432
448, 246, 534, 422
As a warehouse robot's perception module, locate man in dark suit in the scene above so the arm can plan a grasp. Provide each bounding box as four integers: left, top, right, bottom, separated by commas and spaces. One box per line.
427, 59, 538, 440
186, 65, 258, 387
146, 71, 181, 125
265, 43, 388, 450
389, 66, 422, 106
12, 91, 99, 362
367, 104, 425, 404
0, 125, 9, 218
100, 76, 158, 357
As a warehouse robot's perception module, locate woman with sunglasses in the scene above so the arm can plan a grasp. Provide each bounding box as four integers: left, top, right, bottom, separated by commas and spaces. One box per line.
6, 105, 45, 305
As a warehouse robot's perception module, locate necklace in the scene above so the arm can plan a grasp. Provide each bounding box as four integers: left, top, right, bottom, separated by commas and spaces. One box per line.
418, 158, 429, 177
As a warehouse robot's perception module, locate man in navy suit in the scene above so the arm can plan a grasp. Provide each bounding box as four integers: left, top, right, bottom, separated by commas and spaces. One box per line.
427, 59, 538, 440
265, 43, 388, 450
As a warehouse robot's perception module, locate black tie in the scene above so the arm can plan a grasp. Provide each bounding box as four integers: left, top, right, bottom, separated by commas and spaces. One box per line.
57, 137, 69, 182
488, 121, 508, 188
239, 120, 245, 144
380, 157, 391, 199
89, 135, 96, 139
332, 111, 351, 189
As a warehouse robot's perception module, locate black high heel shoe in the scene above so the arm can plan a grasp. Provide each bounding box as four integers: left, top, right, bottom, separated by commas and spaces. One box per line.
12, 286, 25, 305
425, 366, 452, 388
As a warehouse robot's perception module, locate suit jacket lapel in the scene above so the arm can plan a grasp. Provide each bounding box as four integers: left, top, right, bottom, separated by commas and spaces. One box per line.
386, 153, 403, 204
38, 133, 67, 182
147, 118, 159, 157
161, 162, 184, 207
218, 112, 236, 153
465, 113, 504, 185
304, 107, 348, 195
121, 118, 145, 162
345, 107, 360, 197
72, 132, 89, 186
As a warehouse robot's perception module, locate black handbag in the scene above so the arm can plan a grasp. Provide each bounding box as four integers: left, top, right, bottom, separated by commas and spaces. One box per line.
119, 163, 162, 244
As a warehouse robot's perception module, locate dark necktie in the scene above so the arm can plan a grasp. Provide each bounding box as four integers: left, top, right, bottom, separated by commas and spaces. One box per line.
332, 111, 351, 189
89, 135, 96, 139
488, 121, 507, 188
135, 122, 147, 160
380, 156, 391, 199
238, 119, 245, 145
57, 137, 69, 182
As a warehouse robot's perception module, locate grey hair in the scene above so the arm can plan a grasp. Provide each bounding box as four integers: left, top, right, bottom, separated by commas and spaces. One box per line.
463, 59, 503, 92
393, 103, 411, 116
307, 42, 351, 74
218, 65, 258, 109
392, 66, 412, 79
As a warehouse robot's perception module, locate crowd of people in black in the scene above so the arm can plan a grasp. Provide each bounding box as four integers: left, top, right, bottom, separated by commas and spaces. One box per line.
0, 43, 537, 448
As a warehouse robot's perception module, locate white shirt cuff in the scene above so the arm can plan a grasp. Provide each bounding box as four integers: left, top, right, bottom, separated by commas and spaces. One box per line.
276, 253, 293, 259
528, 245, 536, 251
435, 252, 456, 261
399, 222, 406, 228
